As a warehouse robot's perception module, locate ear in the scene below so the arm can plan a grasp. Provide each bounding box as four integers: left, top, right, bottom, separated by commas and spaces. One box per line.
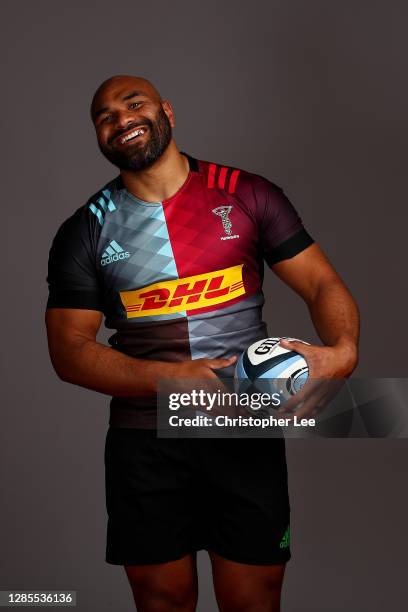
162, 100, 176, 128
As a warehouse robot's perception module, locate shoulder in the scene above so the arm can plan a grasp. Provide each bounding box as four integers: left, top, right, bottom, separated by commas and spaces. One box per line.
52, 176, 121, 242
196, 158, 284, 201
83, 175, 122, 227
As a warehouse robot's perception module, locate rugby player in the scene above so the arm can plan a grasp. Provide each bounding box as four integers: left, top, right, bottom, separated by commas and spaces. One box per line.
45, 75, 359, 612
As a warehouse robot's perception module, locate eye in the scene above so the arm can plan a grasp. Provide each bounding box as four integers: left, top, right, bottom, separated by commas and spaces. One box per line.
100, 114, 112, 124
129, 101, 141, 109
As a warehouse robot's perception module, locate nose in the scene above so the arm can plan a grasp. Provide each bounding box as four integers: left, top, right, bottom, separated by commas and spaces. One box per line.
114, 110, 136, 131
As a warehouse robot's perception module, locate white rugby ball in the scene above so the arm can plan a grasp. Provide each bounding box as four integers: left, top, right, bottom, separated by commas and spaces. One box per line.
235, 337, 309, 401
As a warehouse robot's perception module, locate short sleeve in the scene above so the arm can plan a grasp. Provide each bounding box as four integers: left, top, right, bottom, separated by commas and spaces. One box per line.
258, 179, 314, 266
46, 208, 104, 311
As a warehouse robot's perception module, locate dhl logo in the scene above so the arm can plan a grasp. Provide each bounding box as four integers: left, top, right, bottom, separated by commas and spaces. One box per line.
120, 264, 245, 318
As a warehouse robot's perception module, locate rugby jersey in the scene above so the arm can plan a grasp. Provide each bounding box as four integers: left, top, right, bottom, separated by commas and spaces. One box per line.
47, 153, 314, 424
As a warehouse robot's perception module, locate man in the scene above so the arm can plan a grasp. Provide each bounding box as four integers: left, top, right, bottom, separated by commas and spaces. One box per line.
45, 75, 359, 612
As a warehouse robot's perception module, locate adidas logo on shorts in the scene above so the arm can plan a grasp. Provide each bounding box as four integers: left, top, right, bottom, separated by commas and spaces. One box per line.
101, 240, 131, 266
279, 526, 290, 549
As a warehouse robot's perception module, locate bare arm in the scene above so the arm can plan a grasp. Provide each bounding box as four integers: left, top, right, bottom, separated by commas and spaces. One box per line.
45, 308, 235, 396
272, 243, 360, 375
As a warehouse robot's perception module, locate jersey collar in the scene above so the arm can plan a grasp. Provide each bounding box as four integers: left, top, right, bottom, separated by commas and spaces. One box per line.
180, 152, 199, 172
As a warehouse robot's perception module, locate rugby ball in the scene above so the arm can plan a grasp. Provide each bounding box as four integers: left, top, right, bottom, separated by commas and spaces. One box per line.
235, 337, 309, 401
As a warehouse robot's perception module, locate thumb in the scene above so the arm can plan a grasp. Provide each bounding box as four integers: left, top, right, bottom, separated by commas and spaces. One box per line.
208, 355, 237, 370
279, 338, 310, 357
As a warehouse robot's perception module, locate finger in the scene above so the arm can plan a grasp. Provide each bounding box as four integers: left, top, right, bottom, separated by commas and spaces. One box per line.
275, 374, 343, 419
309, 379, 345, 416
279, 338, 311, 358
198, 379, 238, 415
295, 394, 328, 419
277, 378, 320, 414
207, 356, 237, 369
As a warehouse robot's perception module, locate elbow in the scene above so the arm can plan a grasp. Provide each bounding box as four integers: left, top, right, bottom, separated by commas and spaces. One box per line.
345, 346, 359, 376
49, 356, 70, 383
56, 368, 73, 384
48, 351, 77, 384
46, 331, 90, 385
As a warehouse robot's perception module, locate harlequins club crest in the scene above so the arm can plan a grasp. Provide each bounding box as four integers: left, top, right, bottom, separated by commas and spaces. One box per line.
212, 205, 240, 241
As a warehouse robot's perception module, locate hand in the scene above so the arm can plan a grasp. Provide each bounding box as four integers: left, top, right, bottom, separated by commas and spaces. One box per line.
173, 356, 237, 380
162, 356, 238, 415
277, 339, 358, 419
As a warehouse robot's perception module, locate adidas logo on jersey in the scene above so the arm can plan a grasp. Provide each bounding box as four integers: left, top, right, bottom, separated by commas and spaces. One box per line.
101, 240, 131, 266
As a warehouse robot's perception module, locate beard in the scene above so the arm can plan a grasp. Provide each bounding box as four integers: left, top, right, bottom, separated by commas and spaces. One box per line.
99, 107, 172, 171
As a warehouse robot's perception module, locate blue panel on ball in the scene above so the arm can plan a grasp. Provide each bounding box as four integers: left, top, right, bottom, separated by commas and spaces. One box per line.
258, 355, 302, 378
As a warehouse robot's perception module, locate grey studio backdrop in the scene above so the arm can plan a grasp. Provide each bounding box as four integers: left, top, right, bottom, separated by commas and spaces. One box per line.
1, 1, 407, 611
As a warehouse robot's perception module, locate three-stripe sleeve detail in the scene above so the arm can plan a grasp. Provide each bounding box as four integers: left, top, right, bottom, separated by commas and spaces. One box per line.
206, 164, 241, 193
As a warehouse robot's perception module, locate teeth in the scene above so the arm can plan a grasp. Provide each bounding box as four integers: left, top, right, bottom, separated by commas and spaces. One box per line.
121, 128, 145, 144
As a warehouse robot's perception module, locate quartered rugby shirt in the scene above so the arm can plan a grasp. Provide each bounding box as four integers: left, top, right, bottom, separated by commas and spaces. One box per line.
47, 153, 314, 424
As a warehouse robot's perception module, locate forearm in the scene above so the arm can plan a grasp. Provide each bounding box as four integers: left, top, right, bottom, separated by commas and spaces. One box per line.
53, 338, 175, 397
307, 277, 360, 359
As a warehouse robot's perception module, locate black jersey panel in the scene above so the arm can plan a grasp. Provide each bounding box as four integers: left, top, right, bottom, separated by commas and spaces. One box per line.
47, 289, 104, 310
265, 228, 315, 266
46, 207, 104, 310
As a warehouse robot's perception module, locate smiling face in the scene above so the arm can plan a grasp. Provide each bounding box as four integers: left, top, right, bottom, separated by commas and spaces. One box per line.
91, 76, 174, 171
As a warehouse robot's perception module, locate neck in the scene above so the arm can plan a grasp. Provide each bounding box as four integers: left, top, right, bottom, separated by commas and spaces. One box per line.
120, 141, 190, 203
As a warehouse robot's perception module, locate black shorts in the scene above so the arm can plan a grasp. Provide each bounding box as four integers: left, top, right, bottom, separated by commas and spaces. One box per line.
105, 428, 291, 566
